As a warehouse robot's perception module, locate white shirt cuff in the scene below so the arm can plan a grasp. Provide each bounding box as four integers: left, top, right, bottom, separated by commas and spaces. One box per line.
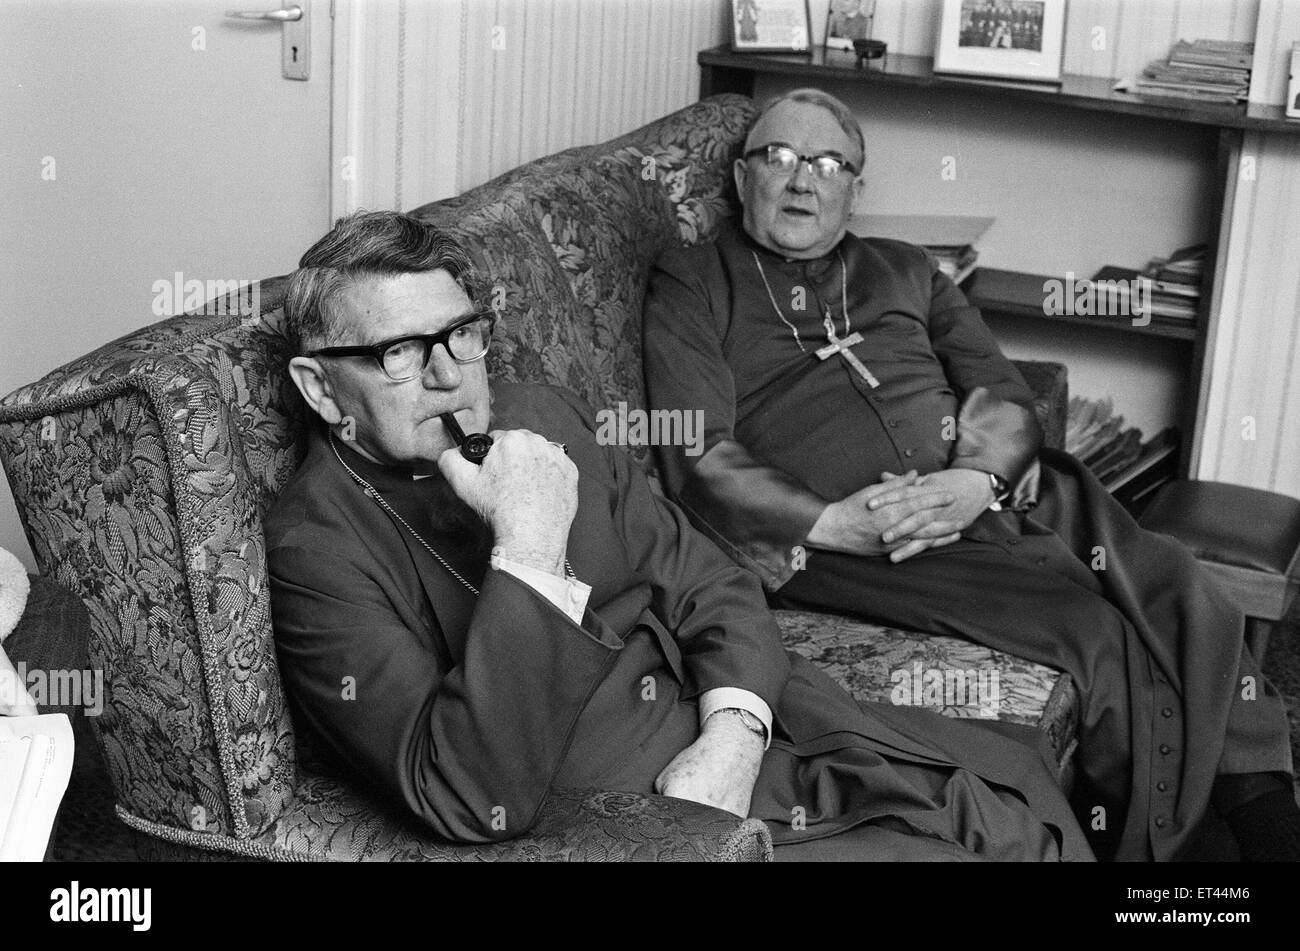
699, 687, 773, 751
490, 553, 591, 625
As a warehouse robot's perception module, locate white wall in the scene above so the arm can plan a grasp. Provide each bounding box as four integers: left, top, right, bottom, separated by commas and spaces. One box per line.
0, 1, 333, 573
334, 0, 731, 215
1195, 0, 1300, 496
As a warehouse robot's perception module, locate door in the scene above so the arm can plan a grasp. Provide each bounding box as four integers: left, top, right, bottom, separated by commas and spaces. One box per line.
0, 0, 334, 568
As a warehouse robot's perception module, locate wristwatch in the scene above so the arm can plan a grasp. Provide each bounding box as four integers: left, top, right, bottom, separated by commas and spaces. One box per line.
986, 472, 1010, 512
713, 707, 767, 741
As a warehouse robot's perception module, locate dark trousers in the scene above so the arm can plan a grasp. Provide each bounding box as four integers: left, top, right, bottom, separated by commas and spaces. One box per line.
774, 449, 1292, 861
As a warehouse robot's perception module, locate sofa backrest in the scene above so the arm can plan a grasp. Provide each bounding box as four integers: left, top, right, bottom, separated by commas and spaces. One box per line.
0, 94, 759, 844
410, 94, 758, 440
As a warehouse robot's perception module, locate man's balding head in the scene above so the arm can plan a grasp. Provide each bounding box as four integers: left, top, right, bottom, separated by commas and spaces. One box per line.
744, 88, 865, 171
734, 89, 865, 260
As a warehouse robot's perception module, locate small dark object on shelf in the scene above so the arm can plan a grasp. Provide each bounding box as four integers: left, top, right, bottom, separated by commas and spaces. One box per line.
853, 38, 886, 67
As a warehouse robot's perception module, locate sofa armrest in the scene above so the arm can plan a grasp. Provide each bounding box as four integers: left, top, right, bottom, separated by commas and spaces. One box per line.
0, 354, 296, 842
1011, 359, 1067, 452
499, 788, 773, 862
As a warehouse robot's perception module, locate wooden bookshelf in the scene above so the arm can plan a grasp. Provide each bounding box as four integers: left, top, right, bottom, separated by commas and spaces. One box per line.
962, 268, 1199, 342
699, 45, 1300, 135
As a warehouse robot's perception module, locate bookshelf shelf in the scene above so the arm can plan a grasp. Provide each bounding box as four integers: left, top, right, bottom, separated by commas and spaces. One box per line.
962, 268, 1199, 342
699, 46, 1300, 135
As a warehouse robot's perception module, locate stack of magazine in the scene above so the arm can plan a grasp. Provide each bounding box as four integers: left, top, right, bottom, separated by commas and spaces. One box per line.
1088, 243, 1206, 327
1116, 38, 1253, 104
849, 214, 992, 286
1066, 396, 1179, 512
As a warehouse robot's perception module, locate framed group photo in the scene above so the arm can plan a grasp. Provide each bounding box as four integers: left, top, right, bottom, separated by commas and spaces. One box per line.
730, 0, 812, 54
934, 0, 1067, 83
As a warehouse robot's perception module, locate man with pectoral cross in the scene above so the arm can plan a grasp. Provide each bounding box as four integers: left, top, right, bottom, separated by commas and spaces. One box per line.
642, 87, 1300, 862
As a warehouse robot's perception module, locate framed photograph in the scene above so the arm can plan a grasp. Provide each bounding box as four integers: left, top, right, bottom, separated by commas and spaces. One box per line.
1288, 42, 1300, 120
825, 0, 875, 52
730, 0, 812, 54
934, 0, 1067, 83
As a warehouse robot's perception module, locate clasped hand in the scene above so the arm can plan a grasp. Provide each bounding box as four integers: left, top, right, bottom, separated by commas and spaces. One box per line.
439, 428, 578, 577
807, 468, 994, 563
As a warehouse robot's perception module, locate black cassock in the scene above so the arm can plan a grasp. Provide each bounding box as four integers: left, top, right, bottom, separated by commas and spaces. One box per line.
642, 228, 1293, 861
266, 383, 1091, 859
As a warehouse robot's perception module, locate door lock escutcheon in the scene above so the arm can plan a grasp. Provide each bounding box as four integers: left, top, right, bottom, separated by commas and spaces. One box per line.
225, 2, 310, 80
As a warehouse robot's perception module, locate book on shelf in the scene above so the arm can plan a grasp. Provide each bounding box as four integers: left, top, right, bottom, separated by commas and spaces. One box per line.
1091, 428, 1144, 484
1066, 399, 1179, 513
1169, 39, 1254, 71
848, 214, 993, 285
1143, 63, 1251, 88
1152, 279, 1200, 298
1106, 428, 1180, 508
1067, 396, 1127, 462
1116, 39, 1253, 104
1086, 243, 1206, 324
0, 713, 74, 862
1077, 416, 1126, 466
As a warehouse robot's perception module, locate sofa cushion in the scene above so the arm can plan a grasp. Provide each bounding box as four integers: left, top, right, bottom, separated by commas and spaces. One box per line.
774, 609, 1078, 781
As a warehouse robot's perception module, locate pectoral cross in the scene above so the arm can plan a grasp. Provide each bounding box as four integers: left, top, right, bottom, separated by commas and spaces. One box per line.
815, 312, 879, 388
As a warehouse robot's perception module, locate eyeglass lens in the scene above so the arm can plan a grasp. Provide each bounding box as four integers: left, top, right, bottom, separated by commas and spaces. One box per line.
381, 317, 492, 380
766, 146, 846, 178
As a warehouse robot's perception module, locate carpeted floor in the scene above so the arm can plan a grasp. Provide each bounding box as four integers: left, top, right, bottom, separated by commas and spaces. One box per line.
49, 597, 1300, 862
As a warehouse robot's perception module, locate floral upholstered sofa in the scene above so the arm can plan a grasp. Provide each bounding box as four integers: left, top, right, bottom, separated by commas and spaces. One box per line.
0, 95, 1075, 862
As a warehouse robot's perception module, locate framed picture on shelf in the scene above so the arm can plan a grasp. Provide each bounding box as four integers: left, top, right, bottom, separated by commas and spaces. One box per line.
730, 0, 812, 54
934, 0, 1067, 83
825, 0, 875, 52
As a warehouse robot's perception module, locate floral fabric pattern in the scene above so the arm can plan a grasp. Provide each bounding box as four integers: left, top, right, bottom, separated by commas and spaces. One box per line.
774, 610, 1077, 778
126, 776, 771, 862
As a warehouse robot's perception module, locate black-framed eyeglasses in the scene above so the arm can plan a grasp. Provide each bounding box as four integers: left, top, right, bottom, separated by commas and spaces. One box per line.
743, 144, 859, 180
310, 310, 496, 382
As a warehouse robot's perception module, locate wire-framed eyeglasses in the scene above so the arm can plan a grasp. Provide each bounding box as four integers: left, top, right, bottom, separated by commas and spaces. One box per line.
743, 144, 860, 180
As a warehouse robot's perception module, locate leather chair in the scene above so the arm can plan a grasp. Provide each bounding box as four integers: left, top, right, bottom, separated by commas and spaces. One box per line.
1140, 479, 1300, 658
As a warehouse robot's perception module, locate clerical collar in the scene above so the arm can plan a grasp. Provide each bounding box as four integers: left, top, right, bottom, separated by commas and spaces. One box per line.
736, 228, 847, 279
315, 422, 422, 491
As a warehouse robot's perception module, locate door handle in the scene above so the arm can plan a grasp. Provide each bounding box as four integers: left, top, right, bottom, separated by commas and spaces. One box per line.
224, 3, 310, 81
225, 5, 302, 21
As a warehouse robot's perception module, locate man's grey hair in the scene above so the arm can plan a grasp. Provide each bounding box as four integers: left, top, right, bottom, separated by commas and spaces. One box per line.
744, 88, 866, 171
284, 210, 481, 353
